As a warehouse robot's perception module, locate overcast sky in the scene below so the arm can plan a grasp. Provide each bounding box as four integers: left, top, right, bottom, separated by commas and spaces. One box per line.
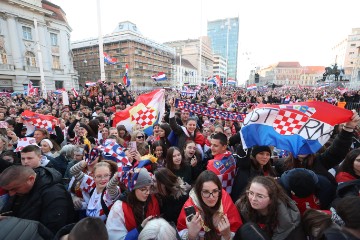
50, 0, 360, 82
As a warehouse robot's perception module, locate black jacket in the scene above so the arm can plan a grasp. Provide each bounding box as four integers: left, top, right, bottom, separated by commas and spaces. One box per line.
1, 167, 75, 234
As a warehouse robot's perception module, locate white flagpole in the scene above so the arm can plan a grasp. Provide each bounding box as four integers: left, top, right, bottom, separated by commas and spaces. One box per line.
97, 0, 106, 82
33, 18, 47, 99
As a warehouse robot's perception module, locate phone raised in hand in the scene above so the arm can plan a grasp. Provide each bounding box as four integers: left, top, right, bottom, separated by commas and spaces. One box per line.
184, 206, 196, 222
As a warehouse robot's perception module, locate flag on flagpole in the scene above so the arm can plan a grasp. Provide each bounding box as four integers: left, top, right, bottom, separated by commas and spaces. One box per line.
113, 89, 165, 136
207, 76, 217, 85
215, 75, 222, 87
85, 81, 96, 87
151, 72, 167, 81
103, 52, 118, 65
228, 78, 236, 85
240, 101, 353, 156
123, 64, 130, 87
27, 81, 36, 96
71, 88, 79, 98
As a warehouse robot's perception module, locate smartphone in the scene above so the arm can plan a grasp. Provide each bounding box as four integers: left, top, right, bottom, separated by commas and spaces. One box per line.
129, 141, 137, 151
184, 206, 196, 222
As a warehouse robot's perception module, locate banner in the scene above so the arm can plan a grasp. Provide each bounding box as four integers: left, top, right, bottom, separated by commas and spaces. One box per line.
240, 101, 353, 156
175, 99, 246, 122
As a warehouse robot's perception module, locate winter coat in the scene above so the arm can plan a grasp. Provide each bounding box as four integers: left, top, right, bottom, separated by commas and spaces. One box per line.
239, 199, 303, 240
0, 217, 54, 240
0, 167, 75, 234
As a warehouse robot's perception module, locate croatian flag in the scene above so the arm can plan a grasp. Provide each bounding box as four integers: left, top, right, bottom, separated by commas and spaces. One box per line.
27, 81, 36, 96
246, 84, 257, 91
151, 72, 167, 81
21, 110, 58, 133
228, 78, 236, 85
207, 77, 217, 85
113, 89, 165, 136
53, 88, 65, 95
240, 102, 353, 156
103, 52, 118, 65
215, 75, 222, 87
85, 81, 96, 87
123, 64, 130, 87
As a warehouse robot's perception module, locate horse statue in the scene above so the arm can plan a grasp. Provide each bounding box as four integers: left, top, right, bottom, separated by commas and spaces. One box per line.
322, 63, 341, 81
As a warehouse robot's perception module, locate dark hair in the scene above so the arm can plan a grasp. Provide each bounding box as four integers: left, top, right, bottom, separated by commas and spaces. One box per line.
127, 190, 153, 227
211, 132, 228, 146
250, 155, 277, 177
302, 209, 333, 239
159, 123, 171, 138
151, 141, 167, 159
185, 117, 197, 125
338, 148, 360, 178
235, 176, 292, 237
68, 217, 108, 240
165, 147, 185, 172
336, 196, 360, 229
194, 170, 223, 240
154, 168, 185, 199
21, 145, 41, 156
284, 153, 315, 170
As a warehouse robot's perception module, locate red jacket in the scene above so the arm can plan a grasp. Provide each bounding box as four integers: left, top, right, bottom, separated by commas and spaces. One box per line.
335, 171, 357, 183
177, 189, 242, 235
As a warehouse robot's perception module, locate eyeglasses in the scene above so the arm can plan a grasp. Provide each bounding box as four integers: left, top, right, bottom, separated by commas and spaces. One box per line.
201, 189, 220, 198
94, 174, 111, 180
139, 187, 151, 193
136, 135, 144, 139
246, 190, 269, 200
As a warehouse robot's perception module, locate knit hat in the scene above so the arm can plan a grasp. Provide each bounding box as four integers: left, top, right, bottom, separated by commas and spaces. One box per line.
79, 123, 91, 134
251, 146, 272, 158
288, 170, 316, 198
128, 168, 153, 191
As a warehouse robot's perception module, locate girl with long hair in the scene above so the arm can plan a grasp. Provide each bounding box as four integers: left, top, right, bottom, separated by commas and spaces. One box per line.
106, 168, 160, 239
235, 176, 304, 240
177, 170, 242, 240
151, 140, 167, 170
166, 146, 192, 185
154, 168, 188, 224
336, 148, 360, 183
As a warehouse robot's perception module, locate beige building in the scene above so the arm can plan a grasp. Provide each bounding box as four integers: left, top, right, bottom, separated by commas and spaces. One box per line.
164, 37, 214, 85
71, 21, 175, 90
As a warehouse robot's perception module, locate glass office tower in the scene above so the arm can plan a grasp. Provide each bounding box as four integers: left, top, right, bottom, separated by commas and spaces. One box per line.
207, 17, 239, 82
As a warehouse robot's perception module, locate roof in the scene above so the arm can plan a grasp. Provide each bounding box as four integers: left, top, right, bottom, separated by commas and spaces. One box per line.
112, 21, 142, 35
42, 0, 68, 23
175, 57, 196, 69
276, 62, 301, 68
303, 66, 325, 74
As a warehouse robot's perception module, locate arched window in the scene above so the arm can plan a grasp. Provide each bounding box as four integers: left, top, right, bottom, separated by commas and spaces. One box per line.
0, 48, 7, 64
25, 51, 36, 67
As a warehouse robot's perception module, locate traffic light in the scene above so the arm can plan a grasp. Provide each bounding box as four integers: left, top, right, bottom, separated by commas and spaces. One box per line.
255, 73, 259, 83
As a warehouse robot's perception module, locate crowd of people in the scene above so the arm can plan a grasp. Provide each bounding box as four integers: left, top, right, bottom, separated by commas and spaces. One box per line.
0, 81, 360, 240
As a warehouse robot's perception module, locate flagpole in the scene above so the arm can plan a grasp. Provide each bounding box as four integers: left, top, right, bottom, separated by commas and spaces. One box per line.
33, 18, 47, 99
198, 0, 203, 85
97, 0, 106, 82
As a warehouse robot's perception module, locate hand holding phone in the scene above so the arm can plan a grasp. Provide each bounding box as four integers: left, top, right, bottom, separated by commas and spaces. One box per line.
185, 206, 196, 222
129, 141, 137, 151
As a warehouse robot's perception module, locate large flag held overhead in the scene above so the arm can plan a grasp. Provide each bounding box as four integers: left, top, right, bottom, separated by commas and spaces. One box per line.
240, 102, 353, 156
113, 89, 165, 136
103, 52, 118, 65
228, 78, 236, 85
246, 84, 257, 91
151, 72, 167, 81
123, 64, 130, 87
21, 110, 58, 133
27, 81, 37, 96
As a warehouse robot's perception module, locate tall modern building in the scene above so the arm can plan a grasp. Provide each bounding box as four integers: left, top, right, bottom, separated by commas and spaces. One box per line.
207, 17, 239, 83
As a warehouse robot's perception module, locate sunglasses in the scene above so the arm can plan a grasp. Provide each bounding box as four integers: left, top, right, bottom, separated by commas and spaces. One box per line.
136, 135, 144, 139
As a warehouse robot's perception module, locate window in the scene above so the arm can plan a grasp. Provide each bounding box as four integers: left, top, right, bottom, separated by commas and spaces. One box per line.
0, 48, 7, 64
50, 33, 58, 46
25, 52, 36, 66
55, 80, 63, 89
52, 55, 60, 69
22, 26, 32, 40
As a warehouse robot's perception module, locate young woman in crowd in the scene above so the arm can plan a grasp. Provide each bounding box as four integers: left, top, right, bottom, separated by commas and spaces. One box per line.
166, 146, 193, 186
335, 148, 360, 183
158, 123, 172, 150
40, 138, 60, 158
231, 146, 277, 201
130, 130, 149, 156
70, 157, 120, 222
235, 176, 304, 240
106, 168, 160, 240
177, 170, 242, 240
151, 140, 166, 170
0, 135, 9, 155
182, 140, 203, 181
154, 168, 188, 224
116, 124, 131, 145
168, 98, 205, 152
